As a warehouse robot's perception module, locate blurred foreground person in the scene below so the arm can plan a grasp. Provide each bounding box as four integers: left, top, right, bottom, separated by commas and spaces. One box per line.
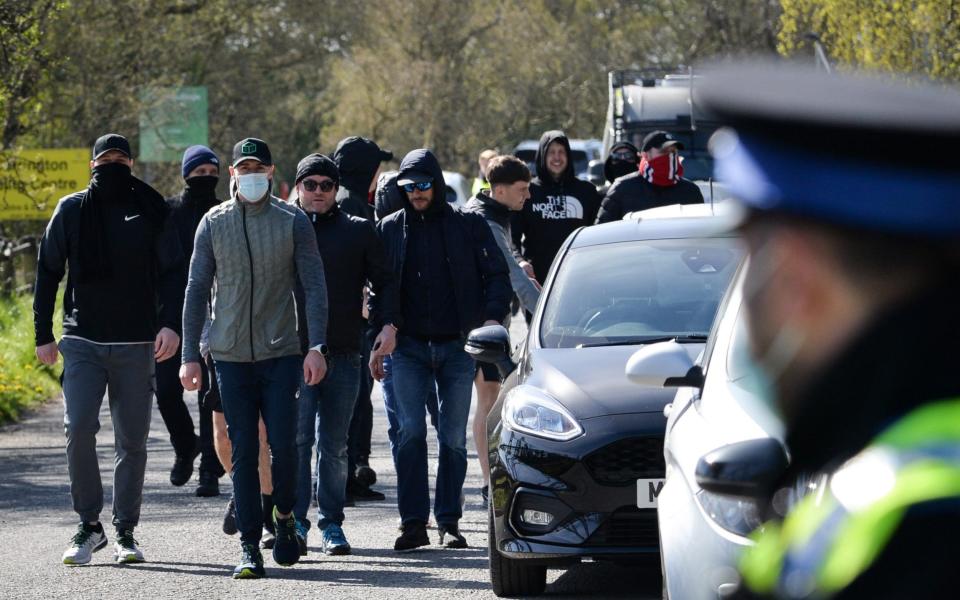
699, 62, 960, 600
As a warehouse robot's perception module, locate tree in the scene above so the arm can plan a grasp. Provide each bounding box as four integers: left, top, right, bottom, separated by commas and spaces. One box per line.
0, 1, 66, 149
779, 0, 960, 81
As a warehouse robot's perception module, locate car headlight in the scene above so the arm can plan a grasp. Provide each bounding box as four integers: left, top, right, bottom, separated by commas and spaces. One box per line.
502, 385, 583, 441
695, 489, 763, 538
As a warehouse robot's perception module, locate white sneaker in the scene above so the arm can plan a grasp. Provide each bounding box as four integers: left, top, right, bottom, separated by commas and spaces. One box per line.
113, 529, 145, 563
62, 524, 107, 565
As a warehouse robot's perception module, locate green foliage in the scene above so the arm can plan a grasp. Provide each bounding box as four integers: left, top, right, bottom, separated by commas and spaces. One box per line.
3, 0, 781, 190
779, 0, 960, 81
0, 1, 67, 149
0, 293, 60, 424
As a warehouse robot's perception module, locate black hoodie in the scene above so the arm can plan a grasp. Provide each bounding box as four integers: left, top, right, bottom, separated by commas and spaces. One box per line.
333, 137, 384, 221
510, 131, 601, 282
370, 149, 511, 339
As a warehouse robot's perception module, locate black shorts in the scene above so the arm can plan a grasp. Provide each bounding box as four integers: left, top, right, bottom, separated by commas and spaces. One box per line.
476, 361, 501, 383
204, 355, 223, 413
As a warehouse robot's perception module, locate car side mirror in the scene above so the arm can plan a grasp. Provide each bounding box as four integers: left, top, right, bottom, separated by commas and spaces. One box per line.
695, 438, 789, 498
465, 325, 517, 379
625, 341, 703, 388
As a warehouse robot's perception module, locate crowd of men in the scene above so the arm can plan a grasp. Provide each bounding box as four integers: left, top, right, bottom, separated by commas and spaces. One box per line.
33, 124, 703, 579
24, 55, 960, 600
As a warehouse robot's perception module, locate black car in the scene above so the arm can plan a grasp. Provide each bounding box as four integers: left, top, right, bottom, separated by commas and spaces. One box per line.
467, 204, 743, 597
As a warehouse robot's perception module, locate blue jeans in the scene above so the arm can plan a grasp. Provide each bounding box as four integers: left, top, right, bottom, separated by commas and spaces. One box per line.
383, 354, 441, 465
294, 353, 361, 529
390, 336, 475, 527
214, 355, 300, 545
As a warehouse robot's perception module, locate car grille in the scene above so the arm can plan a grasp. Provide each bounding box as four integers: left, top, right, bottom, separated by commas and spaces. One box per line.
584, 436, 665, 486
587, 507, 659, 547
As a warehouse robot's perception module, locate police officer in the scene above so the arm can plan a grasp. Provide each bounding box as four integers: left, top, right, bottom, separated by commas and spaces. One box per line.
699, 62, 960, 599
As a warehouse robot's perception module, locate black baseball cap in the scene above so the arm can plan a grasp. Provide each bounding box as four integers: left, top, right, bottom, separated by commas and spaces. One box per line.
641, 130, 684, 152
396, 170, 432, 186
92, 133, 131, 160
232, 137, 272, 167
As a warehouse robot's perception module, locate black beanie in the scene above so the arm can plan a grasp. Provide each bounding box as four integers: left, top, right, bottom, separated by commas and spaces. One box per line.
295, 153, 339, 186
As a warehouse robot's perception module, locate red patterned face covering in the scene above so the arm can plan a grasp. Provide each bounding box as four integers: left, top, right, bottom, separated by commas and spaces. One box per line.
639, 152, 683, 186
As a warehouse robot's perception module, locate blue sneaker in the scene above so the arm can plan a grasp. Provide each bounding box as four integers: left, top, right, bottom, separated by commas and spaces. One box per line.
320, 523, 351, 556
295, 519, 309, 556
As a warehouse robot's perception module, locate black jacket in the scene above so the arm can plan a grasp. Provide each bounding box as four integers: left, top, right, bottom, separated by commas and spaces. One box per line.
734, 280, 960, 599
370, 149, 511, 339
374, 171, 404, 221
510, 131, 601, 282
165, 186, 221, 306
596, 171, 703, 223
34, 188, 182, 345
295, 204, 397, 353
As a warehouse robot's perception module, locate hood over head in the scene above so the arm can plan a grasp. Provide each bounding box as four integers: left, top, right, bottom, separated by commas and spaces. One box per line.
604, 141, 640, 183
535, 130, 575, 183
333, 136, 393, 193
396, 148, 447, 214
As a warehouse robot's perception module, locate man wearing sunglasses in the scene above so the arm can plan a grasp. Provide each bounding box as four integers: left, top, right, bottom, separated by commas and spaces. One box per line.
595, 130, 703, 223
290, 153, 398, 557
369, 148, 511, 552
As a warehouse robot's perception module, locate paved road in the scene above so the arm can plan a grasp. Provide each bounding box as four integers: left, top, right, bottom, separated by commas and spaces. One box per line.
0, 327, 660, 599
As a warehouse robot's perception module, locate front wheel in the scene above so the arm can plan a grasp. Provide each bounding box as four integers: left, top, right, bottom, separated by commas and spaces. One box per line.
488, 503, 547, 597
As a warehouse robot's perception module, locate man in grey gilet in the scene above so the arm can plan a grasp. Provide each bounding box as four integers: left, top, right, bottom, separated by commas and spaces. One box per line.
180, 138, 328, 579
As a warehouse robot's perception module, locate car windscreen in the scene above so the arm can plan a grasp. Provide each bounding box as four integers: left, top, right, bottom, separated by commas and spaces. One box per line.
539, 237, 743, 349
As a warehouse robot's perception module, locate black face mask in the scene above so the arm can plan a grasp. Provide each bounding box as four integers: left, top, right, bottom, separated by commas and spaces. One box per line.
90, 162, 132, 200
184, 174, 219, 199
606, 159, 637, 182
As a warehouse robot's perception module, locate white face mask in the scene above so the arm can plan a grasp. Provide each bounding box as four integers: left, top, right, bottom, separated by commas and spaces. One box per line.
236, 172, 269, 203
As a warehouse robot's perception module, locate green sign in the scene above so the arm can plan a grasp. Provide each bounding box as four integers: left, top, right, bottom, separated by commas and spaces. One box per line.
139, 87, 208, 162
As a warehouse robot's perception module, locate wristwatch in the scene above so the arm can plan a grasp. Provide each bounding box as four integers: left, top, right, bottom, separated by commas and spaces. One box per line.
309, 344, 329, 357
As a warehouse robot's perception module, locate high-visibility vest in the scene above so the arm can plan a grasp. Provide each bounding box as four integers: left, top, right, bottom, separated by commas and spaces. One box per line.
740, 398, 960, 599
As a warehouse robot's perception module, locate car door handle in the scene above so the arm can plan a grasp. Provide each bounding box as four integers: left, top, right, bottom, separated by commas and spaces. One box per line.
663, 403, 673, 418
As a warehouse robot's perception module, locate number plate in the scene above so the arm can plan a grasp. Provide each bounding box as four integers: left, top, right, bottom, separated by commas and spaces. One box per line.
637, 478, 665, 508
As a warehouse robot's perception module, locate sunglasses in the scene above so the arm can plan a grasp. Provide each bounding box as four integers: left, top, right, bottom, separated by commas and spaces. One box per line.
401, 181, 433, 193
611, 150, 637, 161
301, 179, 336, 193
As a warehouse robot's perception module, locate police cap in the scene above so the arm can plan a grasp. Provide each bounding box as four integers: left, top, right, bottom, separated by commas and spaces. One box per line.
698, 61, 960, 237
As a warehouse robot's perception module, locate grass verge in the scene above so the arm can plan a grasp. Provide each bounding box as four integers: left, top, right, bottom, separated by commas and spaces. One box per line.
0, 293, 60, 424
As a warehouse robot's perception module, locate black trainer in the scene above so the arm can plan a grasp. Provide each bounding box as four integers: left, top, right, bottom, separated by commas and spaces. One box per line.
195, 470, 220, 497
438, 523, 468, 549
222, 497, 238, 535
394, 520, 430, 552
233, 543, 265, 579
481, 485, 489, 507
347, 478, 385, 502
355, 457, 377, 487
272, 508, 300, 566
170, 439, 200, 487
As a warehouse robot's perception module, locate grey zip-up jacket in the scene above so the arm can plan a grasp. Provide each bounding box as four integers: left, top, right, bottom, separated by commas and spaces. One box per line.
462, 192, 540, 314
181, 196, 327, 364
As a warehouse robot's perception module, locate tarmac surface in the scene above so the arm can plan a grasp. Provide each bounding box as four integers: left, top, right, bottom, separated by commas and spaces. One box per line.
0, 321, 660, 599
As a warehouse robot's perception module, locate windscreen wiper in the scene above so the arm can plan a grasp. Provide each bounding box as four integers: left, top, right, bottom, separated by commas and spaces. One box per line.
576, 334, 708, 349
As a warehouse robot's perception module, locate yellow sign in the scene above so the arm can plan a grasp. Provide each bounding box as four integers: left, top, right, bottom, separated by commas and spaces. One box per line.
0, 148, 89, 221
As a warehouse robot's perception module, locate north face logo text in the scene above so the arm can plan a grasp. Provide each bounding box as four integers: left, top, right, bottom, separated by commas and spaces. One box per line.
533, 195, 584, 220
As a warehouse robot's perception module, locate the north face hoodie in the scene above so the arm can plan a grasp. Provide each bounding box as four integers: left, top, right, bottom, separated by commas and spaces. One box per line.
510, 130, 601, 282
